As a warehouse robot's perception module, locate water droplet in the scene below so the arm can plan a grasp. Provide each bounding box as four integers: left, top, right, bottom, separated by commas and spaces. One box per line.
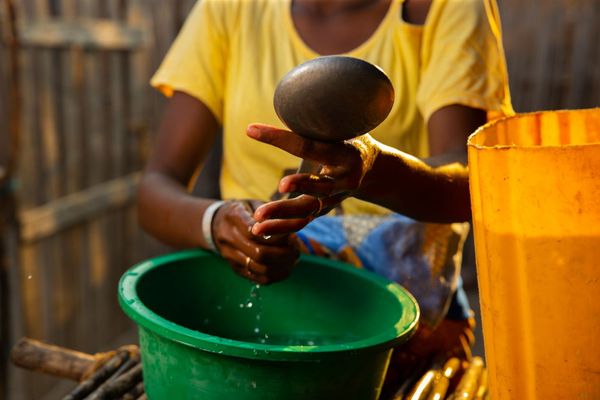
239, 304, 244, 308
252, 349, 259, 355
251, 381, 257, 389
246, 301, 253, 308
216, 305, 222, 311
254, 327, 260, 334
27, 275, 32, 280
307, 340, 315, 346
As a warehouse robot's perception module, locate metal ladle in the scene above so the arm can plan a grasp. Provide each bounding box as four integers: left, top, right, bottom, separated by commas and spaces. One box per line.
273, 55, 395, 175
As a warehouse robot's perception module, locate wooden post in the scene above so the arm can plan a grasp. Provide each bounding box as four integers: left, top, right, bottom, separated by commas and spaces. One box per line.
1, 0, 21, 399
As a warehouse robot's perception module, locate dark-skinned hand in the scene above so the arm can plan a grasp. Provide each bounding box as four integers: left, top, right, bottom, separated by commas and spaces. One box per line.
247, 123, 381, 236
211, 199, 300, 285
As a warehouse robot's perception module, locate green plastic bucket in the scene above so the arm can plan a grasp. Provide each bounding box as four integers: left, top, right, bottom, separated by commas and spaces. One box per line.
119, 250, 419, 399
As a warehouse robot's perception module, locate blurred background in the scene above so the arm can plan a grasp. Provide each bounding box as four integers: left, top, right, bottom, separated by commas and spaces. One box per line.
0, 0, 598, 398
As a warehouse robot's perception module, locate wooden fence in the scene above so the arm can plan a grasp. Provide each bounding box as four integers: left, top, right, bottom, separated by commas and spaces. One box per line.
0, 0, 598, 399
0, 1, 195, 399
500, 0, 600, 112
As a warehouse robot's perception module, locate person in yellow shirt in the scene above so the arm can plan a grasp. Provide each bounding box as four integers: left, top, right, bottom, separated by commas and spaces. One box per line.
139, 0, 512, 391
141, 0, 511, 281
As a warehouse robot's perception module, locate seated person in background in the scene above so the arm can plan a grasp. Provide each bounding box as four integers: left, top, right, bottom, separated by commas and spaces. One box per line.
138, 0, 513, 391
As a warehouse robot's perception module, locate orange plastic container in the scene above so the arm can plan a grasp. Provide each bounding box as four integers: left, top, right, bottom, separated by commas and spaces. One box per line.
468, 109, 600, 399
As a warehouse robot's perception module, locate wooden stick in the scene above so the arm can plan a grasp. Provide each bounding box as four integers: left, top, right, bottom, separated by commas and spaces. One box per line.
63, 350, 130, 400
474, 368, 488, 400
447, 357, 484, 400
106, 352, 140, 382
404, 370, 438, 400
122, 382, 144, 400
10, 337, 97, 381
4, 0, 22, 178
389, 357, 431, 399
427, 357, 462, 400
87, 363, 143, 400
10, 338, 146, 399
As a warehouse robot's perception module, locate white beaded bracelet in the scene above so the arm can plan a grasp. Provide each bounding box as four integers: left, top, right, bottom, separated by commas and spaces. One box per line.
201, 200, 226, 253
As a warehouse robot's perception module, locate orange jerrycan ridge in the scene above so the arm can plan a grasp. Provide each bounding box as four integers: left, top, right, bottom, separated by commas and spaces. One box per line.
467, 108, 600, 400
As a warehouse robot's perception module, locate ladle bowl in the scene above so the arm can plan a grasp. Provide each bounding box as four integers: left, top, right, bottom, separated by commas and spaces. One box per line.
274, 56, 394, 142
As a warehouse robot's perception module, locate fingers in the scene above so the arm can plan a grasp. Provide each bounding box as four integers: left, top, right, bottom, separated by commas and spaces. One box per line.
278, 174, 338, 197
248, 123, 368, 202
247, 123, 354, 166
220, 240, 297, 284
224, 201, 255, 235
213, 200, 299, 284
253, 195, 320, 221
251, 194, 321, 236
252, 193, 348, 237
279, 173, 358, 198
222, 248, 270, 285
251, 217, 312, 237
222, 225, 298, 266
219, 201, 288, 244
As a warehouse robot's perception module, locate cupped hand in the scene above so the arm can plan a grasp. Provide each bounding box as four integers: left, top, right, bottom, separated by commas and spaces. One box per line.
247, 123, 381, 236
212, 199, 300, 284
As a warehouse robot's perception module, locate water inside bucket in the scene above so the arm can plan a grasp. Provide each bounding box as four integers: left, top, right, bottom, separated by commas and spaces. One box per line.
232, 332, 362, 346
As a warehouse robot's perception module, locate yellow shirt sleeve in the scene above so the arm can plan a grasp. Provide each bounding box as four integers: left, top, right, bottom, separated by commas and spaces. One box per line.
150, 0, 229, 123
417, 0, 514, 122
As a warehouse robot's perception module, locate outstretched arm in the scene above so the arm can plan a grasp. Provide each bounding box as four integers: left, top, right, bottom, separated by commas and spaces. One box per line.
248, 104, 484, 235
247, 124, 471, 237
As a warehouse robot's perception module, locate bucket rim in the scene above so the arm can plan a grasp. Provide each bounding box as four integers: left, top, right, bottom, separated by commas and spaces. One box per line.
118, 249, 419, 361
467, 108, 600, 150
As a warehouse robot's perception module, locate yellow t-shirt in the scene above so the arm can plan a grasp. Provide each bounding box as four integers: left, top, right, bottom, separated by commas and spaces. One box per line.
151, 0, 513, 215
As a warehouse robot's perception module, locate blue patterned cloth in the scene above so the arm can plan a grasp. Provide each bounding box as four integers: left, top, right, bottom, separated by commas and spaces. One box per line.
297, 214, 471, 327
